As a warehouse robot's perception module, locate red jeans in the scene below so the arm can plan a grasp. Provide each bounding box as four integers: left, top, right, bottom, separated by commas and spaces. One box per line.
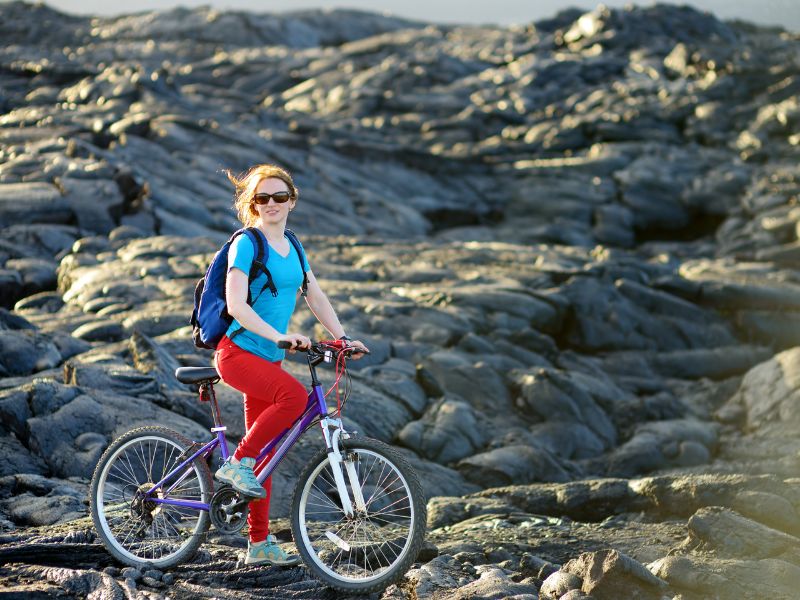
214, 335, 308, 542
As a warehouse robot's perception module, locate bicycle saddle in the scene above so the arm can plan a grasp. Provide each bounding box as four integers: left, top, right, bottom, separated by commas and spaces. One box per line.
175, 367, 220, 384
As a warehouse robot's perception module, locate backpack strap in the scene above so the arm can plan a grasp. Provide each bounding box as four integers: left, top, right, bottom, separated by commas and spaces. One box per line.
285, 228, 308, 297
228, 228, 273, 342
246, 227, 278, 298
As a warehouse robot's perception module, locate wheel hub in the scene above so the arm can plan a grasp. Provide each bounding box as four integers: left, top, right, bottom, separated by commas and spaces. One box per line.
130, 483, 163, 521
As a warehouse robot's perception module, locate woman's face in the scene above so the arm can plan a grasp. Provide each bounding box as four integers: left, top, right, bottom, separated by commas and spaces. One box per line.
252, 177, 295, 225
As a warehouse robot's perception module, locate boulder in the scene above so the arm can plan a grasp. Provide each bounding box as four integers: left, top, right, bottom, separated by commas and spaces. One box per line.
0, 474, 87, 526
727, 347, 800, 431
0, 434, 48, 477
471, 478, 645, 522
60, 177, 124, 235
649, 555, 800, 600
71, 320, 125, 342
528, 423, 605, 460
0, 182, 72, 228
540, 570, 582, 599
687, 506, 800, 559
397, 396, 487, 464
561, 549, 667, 599
0, 330, 62, 376
562, 277, 735, 352
447, 565, 538, 599
605, 419, 718, 477
403, 555, 472, 598
128, 330, 185, 392
26, 389, 207, 479
422, 350, 513, 415
458, 444, 571, 487
427, 495, 517, 530
512, 368, 617, 449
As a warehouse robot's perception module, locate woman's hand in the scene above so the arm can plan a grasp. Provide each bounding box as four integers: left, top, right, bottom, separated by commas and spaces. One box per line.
277, 332, 311, 353
347, 339, 369, 360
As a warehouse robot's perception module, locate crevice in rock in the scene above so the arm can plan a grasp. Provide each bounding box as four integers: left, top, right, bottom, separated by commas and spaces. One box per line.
634, 211, 726, 243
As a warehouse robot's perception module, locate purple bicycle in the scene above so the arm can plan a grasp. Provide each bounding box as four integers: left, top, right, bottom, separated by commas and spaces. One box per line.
89, 340, 426, 594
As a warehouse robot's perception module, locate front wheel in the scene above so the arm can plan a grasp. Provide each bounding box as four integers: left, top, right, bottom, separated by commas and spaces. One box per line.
291, 435, 427, 594
90, 426, 213, 569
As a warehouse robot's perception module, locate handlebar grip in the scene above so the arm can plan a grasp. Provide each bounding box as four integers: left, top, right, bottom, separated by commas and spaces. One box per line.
277, 340, 293, 350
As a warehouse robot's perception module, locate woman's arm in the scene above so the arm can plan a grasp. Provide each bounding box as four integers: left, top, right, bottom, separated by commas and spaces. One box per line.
304, 270, 368, 357
303, 270, 346, 339
227, 268, 309, 348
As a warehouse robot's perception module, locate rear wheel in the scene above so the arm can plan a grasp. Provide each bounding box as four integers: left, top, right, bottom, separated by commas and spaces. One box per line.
90, 426, 213, 569
291, 435, 426, 594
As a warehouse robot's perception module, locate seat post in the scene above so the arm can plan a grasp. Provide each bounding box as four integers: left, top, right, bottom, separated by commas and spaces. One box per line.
200, 382, 224, 429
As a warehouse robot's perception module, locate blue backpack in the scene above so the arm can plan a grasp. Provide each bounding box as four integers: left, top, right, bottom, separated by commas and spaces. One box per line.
190, 227, 308, 349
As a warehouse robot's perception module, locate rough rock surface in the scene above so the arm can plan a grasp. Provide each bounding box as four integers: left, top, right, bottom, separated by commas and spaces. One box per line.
1, 1, 800, 598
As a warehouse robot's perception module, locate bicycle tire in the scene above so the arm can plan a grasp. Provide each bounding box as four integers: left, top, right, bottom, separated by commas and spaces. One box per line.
290, 435, 427, 594
90, 426, 213, 569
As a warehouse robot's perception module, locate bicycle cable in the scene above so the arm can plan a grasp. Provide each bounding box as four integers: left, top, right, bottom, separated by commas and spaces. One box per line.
323, 342, 351, 417
300, 341, 355, 428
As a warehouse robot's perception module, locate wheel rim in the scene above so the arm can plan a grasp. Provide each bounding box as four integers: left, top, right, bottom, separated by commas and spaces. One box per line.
95, 435, 206, 565
298, 448, 416, 583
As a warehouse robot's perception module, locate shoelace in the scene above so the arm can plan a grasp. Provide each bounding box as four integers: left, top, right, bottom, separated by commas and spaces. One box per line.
240, 467, 261, 488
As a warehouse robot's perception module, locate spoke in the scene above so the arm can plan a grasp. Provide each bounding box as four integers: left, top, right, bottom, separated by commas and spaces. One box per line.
103, 481, 128, 500
368, 494, 410, 517
369, 507, 412, 520
318, 464, 338, 490
163, 442, 176, 478
345, 520, 354, 576
364, 522, 395, 568
117, 451, 141, 486
304, 509, 346, 515
364, 475, 403, 509
358, 453, 380, 493
366, 513, 412, 528
330, 540, 346, 571
305, 497, 343, 512
141, 441, 154, 483
363, 461, 390, 506
133, 442, 149, 482
119, 518, 141, 549
108, 463, 139, 488
147, 440, 155, 483
124, 447, 145, 484
339, 519, 359, 574
159, 445, 180, 486
308, 484, 341, 511
365, 463, 397, 507
358, 519, 373, 575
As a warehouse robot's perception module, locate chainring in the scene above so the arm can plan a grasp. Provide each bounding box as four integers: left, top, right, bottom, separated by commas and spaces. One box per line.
209, 485, 250, 534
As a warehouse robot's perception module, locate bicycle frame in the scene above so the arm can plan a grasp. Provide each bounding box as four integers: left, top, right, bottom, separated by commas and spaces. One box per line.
144, 348, 364, 516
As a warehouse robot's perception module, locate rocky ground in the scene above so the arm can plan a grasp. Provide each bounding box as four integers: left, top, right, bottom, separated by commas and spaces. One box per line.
1, 1, 800, 598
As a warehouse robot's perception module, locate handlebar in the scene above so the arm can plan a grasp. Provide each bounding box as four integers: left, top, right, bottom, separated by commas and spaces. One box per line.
276, 339, 370, 356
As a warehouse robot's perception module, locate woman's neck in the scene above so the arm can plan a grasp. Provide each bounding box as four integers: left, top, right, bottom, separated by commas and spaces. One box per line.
257, 221, 285, 242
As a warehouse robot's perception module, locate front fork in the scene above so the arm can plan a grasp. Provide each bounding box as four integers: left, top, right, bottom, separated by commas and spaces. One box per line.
319, 416, 366, 517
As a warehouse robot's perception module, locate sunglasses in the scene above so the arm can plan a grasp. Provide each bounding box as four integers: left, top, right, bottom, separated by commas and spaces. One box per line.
253, 191, 292, 204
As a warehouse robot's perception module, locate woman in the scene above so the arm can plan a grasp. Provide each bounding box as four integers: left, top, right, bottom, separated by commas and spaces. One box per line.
213, 164, 368, 566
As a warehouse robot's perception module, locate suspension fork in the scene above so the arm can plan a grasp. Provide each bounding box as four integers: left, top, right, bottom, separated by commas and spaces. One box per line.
319, 416, 367, 516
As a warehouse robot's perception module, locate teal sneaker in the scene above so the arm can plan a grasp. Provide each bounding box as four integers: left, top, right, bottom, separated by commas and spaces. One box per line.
245, 535, 302, 566
214, 457, 266, 499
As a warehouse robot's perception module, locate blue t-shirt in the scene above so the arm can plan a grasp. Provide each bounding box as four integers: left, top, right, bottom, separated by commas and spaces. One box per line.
225, 231, 308, 362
